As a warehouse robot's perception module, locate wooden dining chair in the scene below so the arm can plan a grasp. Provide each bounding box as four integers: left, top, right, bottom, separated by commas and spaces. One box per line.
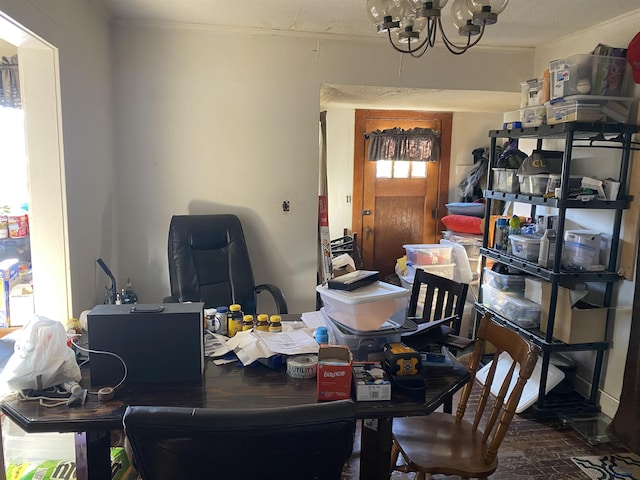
390, 313, 540, 480
407, 267, 469, 335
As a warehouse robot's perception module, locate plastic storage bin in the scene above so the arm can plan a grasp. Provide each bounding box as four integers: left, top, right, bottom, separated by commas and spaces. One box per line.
481, 284, 541, 328
550, 54, 630, 100
546, 95, 634, 125
520, 105, 546, 127
404, 263, 456, 282
518, 174, 550, 195
483, 267, 525, 293
562, 230, 601, 268
324, 313, 401, 361
403, 244, 453, 265
441, 231, 482, 258
316, 281, 410, 332
492, 168, 519, 193
509, 234, 542, 262
446, 202, 485, 218
520, 78, 546, 107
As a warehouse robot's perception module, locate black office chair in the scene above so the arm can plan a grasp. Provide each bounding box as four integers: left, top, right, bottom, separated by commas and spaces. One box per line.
404, 268, 470, 352
123, 400, 356, 480
165, 214, 287, 314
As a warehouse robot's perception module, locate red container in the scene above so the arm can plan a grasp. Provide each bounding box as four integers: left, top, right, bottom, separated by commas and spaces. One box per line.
8, 211, 28, 238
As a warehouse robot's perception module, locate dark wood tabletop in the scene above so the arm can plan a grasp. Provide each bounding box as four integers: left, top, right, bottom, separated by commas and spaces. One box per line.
1, 319, 470, 480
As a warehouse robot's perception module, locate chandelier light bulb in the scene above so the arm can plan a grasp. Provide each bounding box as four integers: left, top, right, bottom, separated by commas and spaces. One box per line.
467, 0, 508, 14
367, 0, 406, 32
467, 0, 508, 25
451, 0, 479, 35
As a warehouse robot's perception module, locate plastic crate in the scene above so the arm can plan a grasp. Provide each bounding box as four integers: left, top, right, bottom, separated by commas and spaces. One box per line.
403, 244, 453, 265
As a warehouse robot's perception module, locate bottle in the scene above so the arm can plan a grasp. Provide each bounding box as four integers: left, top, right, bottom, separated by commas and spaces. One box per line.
227, 304, 244, 337
538, 229, 557, 268
255, 314, 270, 331
315, 326, 329, 345
268, 315, 282, 332
204, 308, 217, 331
494, 218, 508, 251
242, 314, 255, 331
215, 306, 229, 335
506, 215, 521, 254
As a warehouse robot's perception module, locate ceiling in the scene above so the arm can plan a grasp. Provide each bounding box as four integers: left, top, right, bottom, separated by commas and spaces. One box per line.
100, 0, 640, 111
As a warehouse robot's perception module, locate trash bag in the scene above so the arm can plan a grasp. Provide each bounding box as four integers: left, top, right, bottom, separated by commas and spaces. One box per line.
458, 146, 503, 201
0, 315, 80, 395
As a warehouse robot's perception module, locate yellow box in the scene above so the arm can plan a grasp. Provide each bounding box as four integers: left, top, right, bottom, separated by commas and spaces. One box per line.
540, 282, 607, 344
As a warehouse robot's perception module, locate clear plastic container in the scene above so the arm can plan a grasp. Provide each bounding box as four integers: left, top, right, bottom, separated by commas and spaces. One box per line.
520, 105, 546, 127
518, 174, 550, 195
403, 244, 453, 265
546, 95, 634, 125
481, 284, 541, 328
492, 168, 519, 193
324, 313, 400, 361
562, 230, 601, 268
550, 54, 630, 100
316, 281, 410, 332
509, 234, 542, 262
483, 267, 526, 292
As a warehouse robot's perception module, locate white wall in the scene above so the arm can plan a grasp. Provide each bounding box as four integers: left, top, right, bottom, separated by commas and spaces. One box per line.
110, 23, 533, 315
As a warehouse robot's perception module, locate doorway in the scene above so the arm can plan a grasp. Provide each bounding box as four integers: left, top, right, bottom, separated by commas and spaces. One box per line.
352, 109, 452, 279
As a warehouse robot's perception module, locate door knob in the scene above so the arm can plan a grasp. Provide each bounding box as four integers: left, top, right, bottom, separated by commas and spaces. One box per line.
365, 226, 372, 240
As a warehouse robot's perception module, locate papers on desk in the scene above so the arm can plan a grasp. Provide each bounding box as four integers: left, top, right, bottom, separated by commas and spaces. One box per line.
207, 322, 319, 366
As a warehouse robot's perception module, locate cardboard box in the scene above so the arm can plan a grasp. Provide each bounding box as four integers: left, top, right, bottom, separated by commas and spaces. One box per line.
524, 277, 543, 304
0, 258, 19, 328
317, 345, 352, 401
352, 361, 391, 401
540, 282, 607, 344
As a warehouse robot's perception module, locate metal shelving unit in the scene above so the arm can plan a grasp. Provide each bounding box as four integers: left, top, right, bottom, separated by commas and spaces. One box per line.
477, 122, 638, 416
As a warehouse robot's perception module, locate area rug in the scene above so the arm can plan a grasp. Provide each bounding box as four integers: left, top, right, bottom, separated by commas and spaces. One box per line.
572, 453, 640, 479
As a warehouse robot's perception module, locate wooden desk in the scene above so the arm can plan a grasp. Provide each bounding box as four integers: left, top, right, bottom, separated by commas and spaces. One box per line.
1, 331, 469, 480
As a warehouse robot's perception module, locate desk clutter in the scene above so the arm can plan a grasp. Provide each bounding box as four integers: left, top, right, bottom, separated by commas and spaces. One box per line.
202, 281, 468, 403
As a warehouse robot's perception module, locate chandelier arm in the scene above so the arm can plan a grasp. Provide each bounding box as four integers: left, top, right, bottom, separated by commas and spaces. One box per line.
386, 28, 431, 55
406, 17, 438, 58
427, 17, 438, 48
438, 19, 486, 54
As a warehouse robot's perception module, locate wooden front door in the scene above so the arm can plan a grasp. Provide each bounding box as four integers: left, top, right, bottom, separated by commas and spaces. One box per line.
352, 110, 452, 279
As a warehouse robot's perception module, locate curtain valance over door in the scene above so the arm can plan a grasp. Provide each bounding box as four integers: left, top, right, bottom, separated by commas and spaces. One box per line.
365, 127, 440, 162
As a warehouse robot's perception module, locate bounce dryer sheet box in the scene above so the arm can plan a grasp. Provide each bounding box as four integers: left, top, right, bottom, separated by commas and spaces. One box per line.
353, 361, 391, 401
317, 345, 352, 401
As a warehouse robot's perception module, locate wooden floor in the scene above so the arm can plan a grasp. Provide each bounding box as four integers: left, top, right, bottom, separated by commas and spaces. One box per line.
344, 402, 631, 480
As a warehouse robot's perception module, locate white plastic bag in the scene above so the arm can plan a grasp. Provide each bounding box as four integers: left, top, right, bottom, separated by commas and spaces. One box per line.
0, 315, 81, 395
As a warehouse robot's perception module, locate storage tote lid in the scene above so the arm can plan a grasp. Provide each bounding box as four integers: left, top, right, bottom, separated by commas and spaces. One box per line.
316, 281, 409, 305
509, 234, 542, 245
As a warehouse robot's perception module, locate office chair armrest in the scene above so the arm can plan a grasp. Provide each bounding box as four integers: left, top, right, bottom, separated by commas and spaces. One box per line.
255, 284, 288, 314
162, 295, 179, 303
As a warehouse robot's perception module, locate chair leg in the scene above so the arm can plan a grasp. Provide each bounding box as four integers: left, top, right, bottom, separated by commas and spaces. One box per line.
390, 440, 400, 472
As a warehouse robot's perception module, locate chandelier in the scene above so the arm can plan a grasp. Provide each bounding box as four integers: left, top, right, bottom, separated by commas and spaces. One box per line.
366, 0, 508, 57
